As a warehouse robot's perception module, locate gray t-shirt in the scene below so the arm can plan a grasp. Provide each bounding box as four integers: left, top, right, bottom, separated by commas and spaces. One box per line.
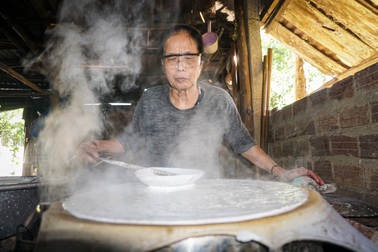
117, 81, 256, 178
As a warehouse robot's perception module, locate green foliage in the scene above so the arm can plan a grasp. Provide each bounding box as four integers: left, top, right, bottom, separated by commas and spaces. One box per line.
261, 32, 294, 110
0, 109, 25, 160
303, 64, 332, 93
260, 31, 331, 110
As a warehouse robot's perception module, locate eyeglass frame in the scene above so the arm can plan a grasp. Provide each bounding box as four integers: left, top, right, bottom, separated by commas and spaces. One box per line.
161, 53, 202, 69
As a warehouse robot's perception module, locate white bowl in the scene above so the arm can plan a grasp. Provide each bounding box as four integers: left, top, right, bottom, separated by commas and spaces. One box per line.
134, 168, 204, 188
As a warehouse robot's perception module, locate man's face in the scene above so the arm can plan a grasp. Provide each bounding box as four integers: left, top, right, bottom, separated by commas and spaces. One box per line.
162, 32, 202, 92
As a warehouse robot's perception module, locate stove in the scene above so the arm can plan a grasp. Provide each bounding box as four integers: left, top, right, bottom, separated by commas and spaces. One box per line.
34, 180, 377, 251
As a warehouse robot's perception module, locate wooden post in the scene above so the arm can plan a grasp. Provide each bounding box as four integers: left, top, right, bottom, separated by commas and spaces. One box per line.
295, 55, 306, 100
233, 0, 263, 178
230, 42, 239, 109
245, 0, 264, 146
234, 0, 254, 138
260, 48, 272, 152
234, 0, 264, 145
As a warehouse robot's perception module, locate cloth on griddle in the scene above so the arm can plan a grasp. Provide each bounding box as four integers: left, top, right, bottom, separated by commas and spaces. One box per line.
291, 176, 336, 194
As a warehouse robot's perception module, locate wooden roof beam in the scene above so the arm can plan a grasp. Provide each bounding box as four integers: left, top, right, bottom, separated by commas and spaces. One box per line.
314, 0, 378, 50
0, 61, 49, 95
268, 21, 346, 75
284, 0, 376, 66
261, 0, 294, 31
0, 11, 39, 54
0, 25, 26, 52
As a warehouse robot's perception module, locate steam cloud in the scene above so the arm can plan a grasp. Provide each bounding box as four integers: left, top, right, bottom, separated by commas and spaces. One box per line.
25, 0, 239, 200
25, 0, 153, 197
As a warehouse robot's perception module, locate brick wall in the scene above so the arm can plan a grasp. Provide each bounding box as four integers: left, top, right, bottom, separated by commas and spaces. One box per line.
268, 63, 378, 205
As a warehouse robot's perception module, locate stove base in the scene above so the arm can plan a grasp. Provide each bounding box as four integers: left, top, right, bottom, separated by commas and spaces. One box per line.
35, 182, 377, 251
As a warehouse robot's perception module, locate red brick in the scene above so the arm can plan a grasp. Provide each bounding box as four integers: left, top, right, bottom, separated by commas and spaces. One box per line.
313, 160, 333, 181
285, 124, 298, 139
317, 114, 339, 133
267, 126, 274, 142
280, 105, 293, 120
294, 139, 309, 157
334, 165, 363, 188
294, 159, 310, 168
330, 135, 358, 157
371, 102, 378, 123
339, 105, 369, 128
306, 161, 313, 170
272, 142, 282, 157
298, 120, 316, 135
282, 140, 294, 157
354, 63, 378, 79
369, 182, 378, 192
367, 168, 378, 192
359, 134, 378, 158
309, 88, 328, 106
274, 126, 285, 141
355, 72, 378, 90
354, 63, 378, 90
329, 76, 354, 100
293, 97, 307, 117
310, 136, 331, 156
270, 109, 280, 123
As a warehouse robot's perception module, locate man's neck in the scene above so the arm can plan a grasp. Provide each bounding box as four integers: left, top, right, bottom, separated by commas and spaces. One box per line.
169, 85, 199, 109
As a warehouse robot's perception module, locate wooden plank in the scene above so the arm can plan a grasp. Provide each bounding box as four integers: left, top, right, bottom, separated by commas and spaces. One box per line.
0, 26, 26, 52
261, 0, 294, 31
368, 0, 378, 6
261, 0, 281, 24
0, 11, 39, 54
269, 21, 346, 75
314, 0, 378, 50
0, 91, 46, 97
356, 0, 378, 15
319, 54, 378, 90
284, 0, 376, 66
0, 62, 49, 95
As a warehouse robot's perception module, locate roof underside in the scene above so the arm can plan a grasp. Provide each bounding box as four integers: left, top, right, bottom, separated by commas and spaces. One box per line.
0, 0, 377, 111
261, 0, 378, 79
0, 0, 236, 111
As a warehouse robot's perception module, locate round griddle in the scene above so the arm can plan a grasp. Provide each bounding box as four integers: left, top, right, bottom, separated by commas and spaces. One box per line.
63, 179, 308, 225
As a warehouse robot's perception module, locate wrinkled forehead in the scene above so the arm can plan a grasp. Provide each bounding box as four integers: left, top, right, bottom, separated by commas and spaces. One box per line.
163, 31, 198, 54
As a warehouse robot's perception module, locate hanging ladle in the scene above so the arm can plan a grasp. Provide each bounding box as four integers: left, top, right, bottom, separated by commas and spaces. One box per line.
202, 21, 218, 54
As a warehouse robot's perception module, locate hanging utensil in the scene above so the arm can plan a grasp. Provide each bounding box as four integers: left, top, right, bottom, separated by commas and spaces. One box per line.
202, 21, 218, 54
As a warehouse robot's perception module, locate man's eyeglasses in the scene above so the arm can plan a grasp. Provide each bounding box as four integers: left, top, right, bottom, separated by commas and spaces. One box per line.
161, 53, 202, 69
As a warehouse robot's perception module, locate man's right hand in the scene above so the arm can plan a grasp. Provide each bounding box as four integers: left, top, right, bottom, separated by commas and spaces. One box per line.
77, 140, 101, 163
77, 139, 125, 164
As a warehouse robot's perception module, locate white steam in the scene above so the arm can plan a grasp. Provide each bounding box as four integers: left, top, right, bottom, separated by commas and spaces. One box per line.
25, 0, 147, 194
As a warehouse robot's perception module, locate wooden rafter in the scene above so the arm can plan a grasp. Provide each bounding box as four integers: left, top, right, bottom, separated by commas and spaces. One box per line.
0, 10, 39, 54
269, 22, 347, 75
0, 61, 49, 95
285, 0, 376, 66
